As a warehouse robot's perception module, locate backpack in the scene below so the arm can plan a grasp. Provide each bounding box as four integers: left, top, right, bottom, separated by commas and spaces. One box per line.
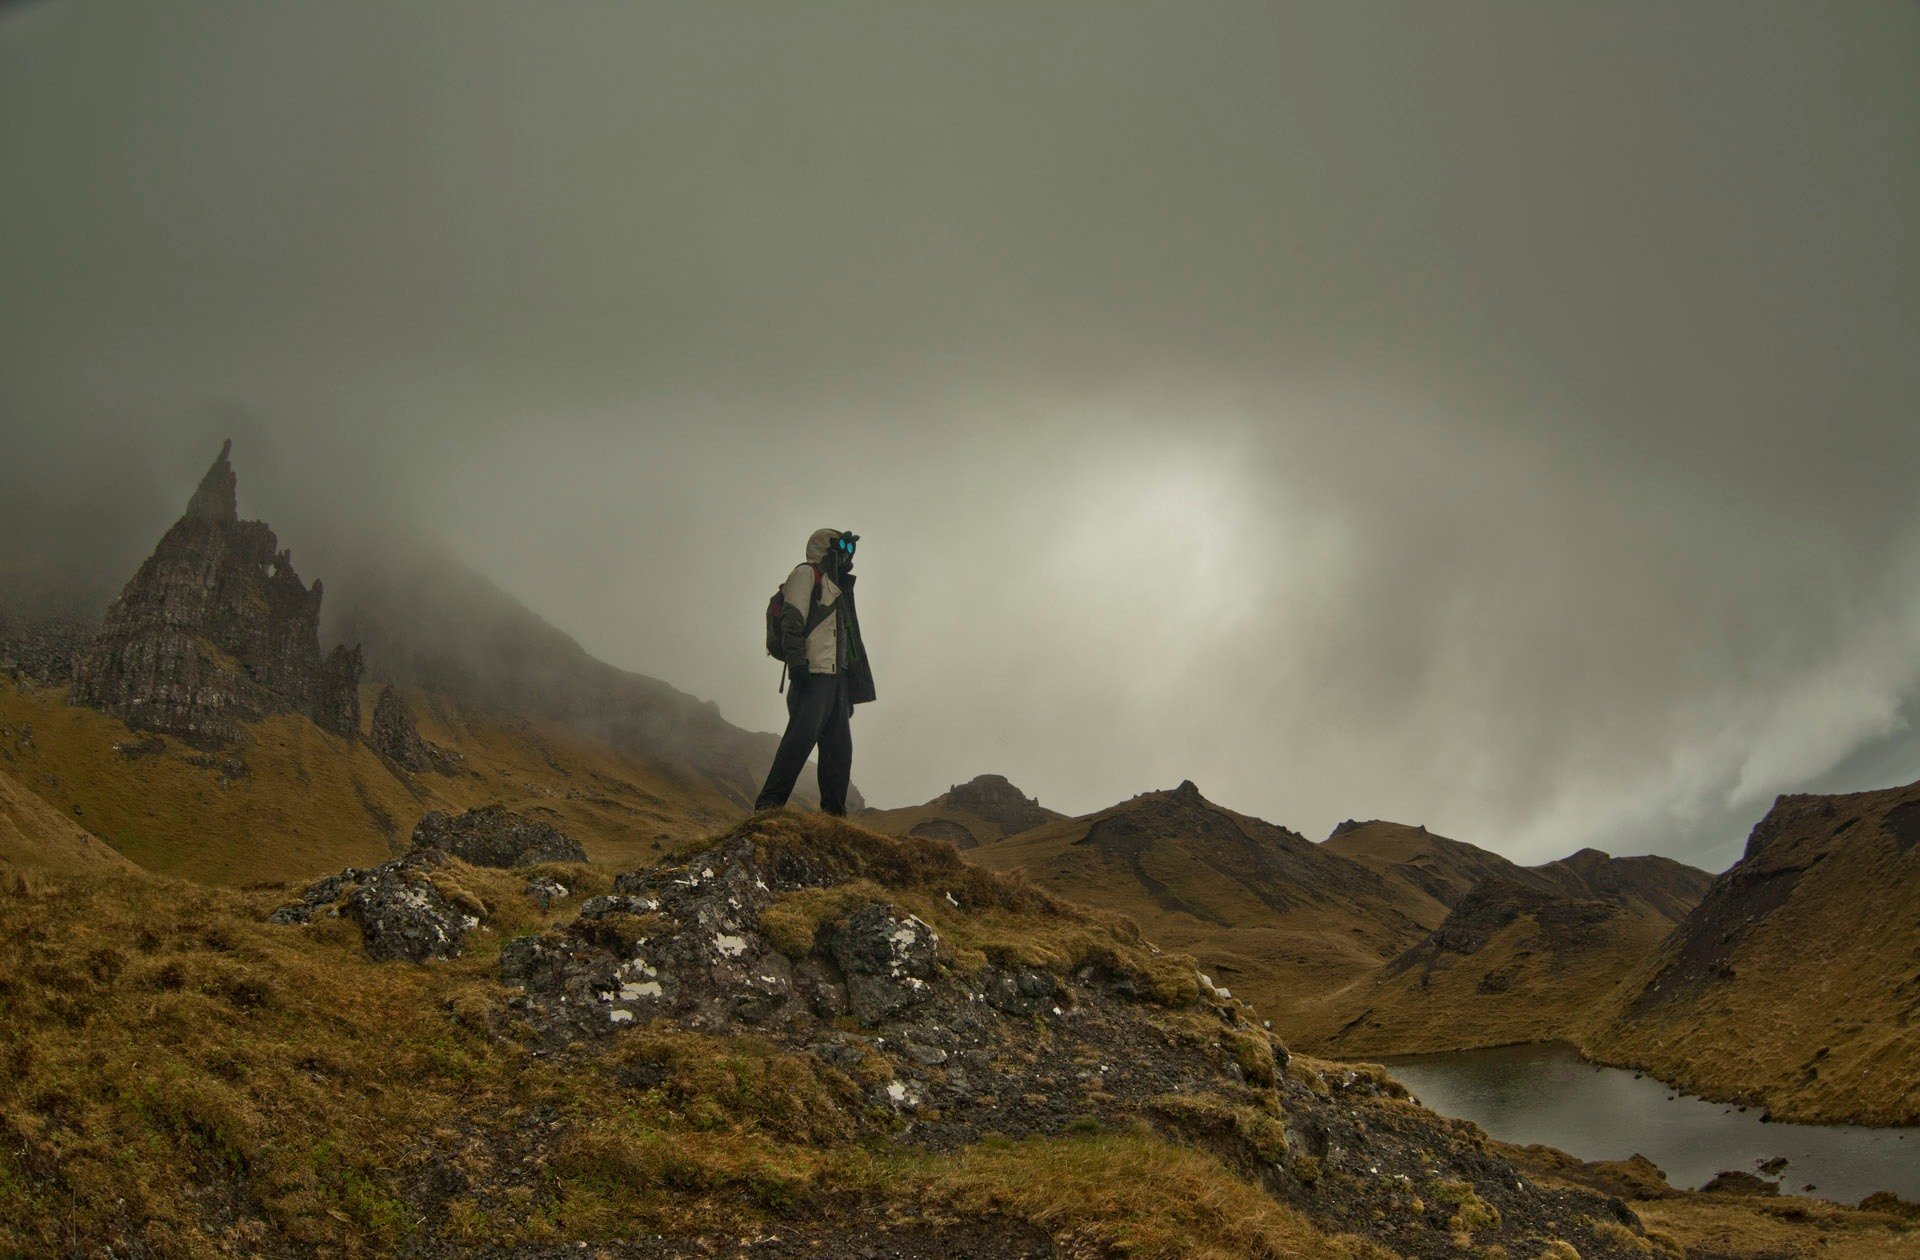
765, 564, 829, 690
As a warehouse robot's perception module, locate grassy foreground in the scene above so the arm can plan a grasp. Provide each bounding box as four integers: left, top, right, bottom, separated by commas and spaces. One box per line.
0, 832, 1374, 1257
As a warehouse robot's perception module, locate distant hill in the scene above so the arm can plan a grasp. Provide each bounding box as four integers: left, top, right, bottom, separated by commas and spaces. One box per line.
969, 781, 1435, 1031
1323, 820, 1542, 926
971, 804, 1713, 1053
1290, 873, 1681, 1056
1587, 779, 1920, 1125
1302, 821, 1712, 1056
1324, 820, 1711, 928
859, 773, 1062, 848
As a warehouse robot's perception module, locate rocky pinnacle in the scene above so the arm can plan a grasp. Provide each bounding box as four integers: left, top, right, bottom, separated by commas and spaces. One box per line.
69, 440, 362, 745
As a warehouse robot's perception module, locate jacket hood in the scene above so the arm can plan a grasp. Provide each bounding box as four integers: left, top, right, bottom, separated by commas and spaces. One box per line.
805, 528, 842, 565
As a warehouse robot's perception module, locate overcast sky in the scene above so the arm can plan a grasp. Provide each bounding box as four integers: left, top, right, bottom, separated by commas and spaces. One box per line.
3, 2, 1916, 870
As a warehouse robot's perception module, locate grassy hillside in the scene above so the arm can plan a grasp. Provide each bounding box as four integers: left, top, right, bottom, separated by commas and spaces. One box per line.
1586, 780, 1920, 1125
1322, 821, 1530, 925
1290, 877, 1678, 1056
971, 783, 1435, 1035
1302, 824, 1711, 1058
321, 535, 861, 811
0, 764, 133, 881
0, 678, 743, 886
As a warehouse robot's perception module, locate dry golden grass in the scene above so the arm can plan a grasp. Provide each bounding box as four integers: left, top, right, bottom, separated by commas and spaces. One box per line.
1635, 1194, 1920, 1259
901, 1128, 1396, 1260
0, 763, 133, 877
0, 679, 741, 886
0, 861, 565, 1255
0, 815, 1389, 1258
1287, 902, 1675, 1058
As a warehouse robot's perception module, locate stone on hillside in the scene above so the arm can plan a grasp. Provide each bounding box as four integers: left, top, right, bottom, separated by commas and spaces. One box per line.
828, 903, 940, 1023
411, 804, 586, 867
524, 873, 571, 909
369, 684, 457, 773
270, 849, 480, 963
69, 440, 362, 745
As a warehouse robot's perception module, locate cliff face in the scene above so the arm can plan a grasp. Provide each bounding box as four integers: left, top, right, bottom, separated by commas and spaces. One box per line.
69, 441, 361, 745
1587, 778, 1920, 1124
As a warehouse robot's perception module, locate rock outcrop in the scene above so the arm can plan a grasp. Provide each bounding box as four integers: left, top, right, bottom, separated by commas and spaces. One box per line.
942, 773, 1060, 835
497, 815, 1656, 1259
410, 804, 586, 867
69, 441, 362, 745
368, 684, 456, 773
270, 848, 482, 963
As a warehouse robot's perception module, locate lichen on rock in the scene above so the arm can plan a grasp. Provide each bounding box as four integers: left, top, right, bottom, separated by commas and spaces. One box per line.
269, 848, 480, 963
410, 804, 586, 868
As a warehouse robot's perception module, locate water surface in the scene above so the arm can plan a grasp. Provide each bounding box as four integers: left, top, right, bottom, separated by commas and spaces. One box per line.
1378, 1042, 1918, 1205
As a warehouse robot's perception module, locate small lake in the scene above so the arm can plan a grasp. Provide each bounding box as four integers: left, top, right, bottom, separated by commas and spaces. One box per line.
1377, 1042, 1919, 1205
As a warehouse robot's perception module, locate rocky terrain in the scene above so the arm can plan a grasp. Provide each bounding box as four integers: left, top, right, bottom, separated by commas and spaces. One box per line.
3, 811, 1692, 1258
68, 441, 363, 746
1587, 778, 1920, 1125
860, 772, 1064, 848
410, 803, 589, 868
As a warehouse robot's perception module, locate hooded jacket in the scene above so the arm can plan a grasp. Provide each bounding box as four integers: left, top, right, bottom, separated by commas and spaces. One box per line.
780, 528, 875, 704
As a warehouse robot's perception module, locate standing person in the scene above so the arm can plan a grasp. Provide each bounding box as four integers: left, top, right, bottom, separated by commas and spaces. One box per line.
755, 528, 875, 815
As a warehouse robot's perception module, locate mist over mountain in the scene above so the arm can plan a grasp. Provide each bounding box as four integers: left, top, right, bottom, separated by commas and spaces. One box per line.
5, 2, 1918, 873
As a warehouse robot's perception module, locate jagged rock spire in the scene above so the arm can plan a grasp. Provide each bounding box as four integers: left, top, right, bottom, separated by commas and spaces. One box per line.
185, 439, 238, 522
70, 440, 362, 745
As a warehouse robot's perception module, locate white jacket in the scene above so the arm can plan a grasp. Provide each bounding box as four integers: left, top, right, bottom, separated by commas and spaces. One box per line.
784, 528, 845, 674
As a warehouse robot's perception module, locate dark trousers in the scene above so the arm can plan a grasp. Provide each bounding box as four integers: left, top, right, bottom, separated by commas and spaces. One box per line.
755, 671, 852, 815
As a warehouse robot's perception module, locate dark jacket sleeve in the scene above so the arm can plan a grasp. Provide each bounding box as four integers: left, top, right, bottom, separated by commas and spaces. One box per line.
779, 606, 808, 671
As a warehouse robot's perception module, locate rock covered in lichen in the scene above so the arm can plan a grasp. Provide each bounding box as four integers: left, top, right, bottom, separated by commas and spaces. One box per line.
523, 873, 571, 909
270, 849, 482, 963
68, 441, 362, 745
410, 804, 586, 868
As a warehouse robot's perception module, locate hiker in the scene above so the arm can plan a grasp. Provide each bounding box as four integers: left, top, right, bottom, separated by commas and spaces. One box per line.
755, 528, 875, 815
